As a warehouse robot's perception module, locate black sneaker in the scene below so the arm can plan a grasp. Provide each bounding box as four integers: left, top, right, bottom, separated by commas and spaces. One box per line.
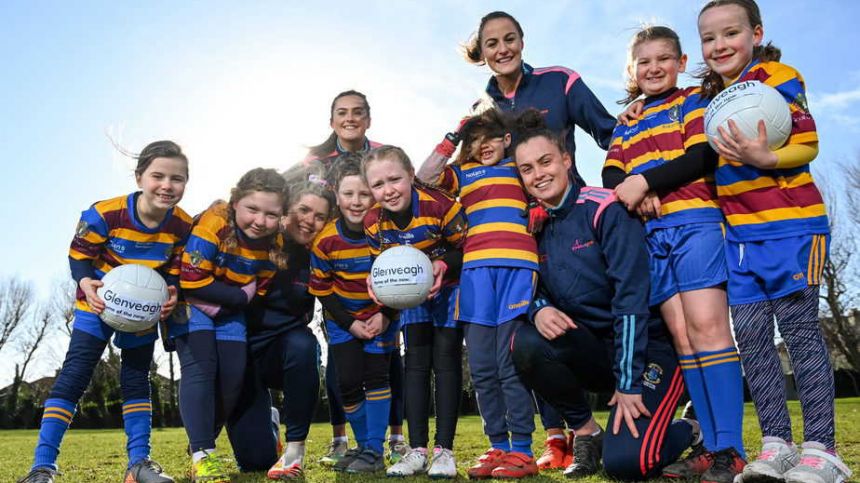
17, 468, 57, 483
563, 429, 604, 479
662, 444, 714, 479
702, 447, 746, 483
124, 458, 175, 483
333, 447, 362, 472
346, 448, 385, 474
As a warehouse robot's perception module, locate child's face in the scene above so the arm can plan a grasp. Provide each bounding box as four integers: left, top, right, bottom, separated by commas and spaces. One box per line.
698, 4, 763, 83
336, 175, 373, 228
136, 156, 188, 213
232, 191, 283, 239
633, 39, 687, 97
469, 133, 511, 166
330, 95, 371, 145
284, 193, 329, 245
364, 158, 413, 214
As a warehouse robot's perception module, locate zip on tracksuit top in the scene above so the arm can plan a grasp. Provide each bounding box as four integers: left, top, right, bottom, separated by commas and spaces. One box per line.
527, 181, 667, 395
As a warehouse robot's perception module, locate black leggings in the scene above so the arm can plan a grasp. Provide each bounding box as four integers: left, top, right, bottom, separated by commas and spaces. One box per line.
403, 324, 463, 449
329, 339, 390, 406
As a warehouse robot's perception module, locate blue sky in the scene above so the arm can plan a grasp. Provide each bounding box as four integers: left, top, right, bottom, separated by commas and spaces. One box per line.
1, 0, 859, 383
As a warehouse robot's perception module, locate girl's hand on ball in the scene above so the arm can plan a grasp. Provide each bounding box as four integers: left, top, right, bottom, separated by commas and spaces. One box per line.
160, 286, 178, 320
348, 320, 373, 340
365, 275, 383, 306
715, 120, 778, 169
80, 277, 105, 314
427, 260, 448, 300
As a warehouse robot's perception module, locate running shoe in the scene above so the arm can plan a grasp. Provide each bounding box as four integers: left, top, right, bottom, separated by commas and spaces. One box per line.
467, 448, 506, 479
783, 442, 852, 483
387, 447, 427, 477
742, 437, 799, 483
124, 459, 175, 483
427, 446, 457, 479
490, 451, 538, 479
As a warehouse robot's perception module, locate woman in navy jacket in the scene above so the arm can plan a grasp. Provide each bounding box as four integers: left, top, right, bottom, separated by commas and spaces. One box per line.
508, 113, 695, 481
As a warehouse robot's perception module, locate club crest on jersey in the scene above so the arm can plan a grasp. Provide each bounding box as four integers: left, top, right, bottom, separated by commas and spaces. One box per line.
188, 250, 204, 267
643, 362, 663, 388
794, 92, 809, 112
668, 105, 681, 123
76, 221, 90, 238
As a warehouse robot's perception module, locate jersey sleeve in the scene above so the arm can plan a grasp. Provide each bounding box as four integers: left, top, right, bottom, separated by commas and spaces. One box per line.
595, 202, 651, 394
680, 90, 709, 149
180, 220, 221, 290
308, 237, 335, 297
440, 198, 468, 249
603, 125, 628, 173
68, 204, 110, 263
566, 74, 617, 150
437, 165, 461, 194
768, 64, 818, 146
254, 243, 279, 297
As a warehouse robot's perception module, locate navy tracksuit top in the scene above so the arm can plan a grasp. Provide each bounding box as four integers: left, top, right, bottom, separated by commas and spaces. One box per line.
528, 182, 668, 395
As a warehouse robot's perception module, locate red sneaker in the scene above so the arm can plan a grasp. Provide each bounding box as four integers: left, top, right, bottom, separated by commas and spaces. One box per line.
536, 437, 569, 470
467, 448, 507, 479
490, 452, 539, 479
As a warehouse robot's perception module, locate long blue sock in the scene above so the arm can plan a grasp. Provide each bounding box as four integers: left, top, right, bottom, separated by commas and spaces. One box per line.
33, 398, 77, 471
679, 354, 717, 451
698, 347, 746, 458
365, 387, 391, 454
122, 399, 152, 467
511, 433, 533, 457
490, 433, 511, 452
344, 401, 368, 448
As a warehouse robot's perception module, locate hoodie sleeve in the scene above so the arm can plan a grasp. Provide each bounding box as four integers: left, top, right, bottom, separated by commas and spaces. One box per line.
565, 74, 617, 151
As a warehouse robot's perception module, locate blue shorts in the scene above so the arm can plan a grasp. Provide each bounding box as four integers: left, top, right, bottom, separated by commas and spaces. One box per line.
325, 316, 401, 354
72, 309, 158, 349
455, 267, 537, 326
400, 285, 459, 329
725, 233, 829, 305
647, 222, 728, 306
167, 303, 247, 342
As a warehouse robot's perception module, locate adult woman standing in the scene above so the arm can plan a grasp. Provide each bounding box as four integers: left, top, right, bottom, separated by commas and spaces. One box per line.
462, 10, 618, 469
305, 90, 408, 466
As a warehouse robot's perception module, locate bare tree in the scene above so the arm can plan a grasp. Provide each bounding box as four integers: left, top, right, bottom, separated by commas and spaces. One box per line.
7, 306, 55, 412
0, 277, 34, 354
49, 278, 76, 337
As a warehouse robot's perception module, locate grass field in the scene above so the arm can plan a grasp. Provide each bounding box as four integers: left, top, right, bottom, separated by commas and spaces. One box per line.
1, 399, 857, 482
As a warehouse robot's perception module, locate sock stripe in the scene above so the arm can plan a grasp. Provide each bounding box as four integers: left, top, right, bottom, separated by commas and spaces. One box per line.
343, 402, 364, 413
42, 412, 72, 424
122, 407, 153, 415
697, 355, 741, 368
43, 406, 74, 418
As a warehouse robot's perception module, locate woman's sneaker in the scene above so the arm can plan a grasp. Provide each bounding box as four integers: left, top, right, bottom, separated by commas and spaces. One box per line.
388, 439, 411, 464
124, 458, 175, 483
427, 447, 457, 479
783, 442, 852, 483
346, 448, 385, 473
387, 447, 428, 477
742, 437, 799, 482
319, 439, 348, 466
536, 436, 570, 470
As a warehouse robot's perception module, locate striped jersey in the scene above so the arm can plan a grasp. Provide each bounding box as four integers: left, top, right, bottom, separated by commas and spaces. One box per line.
604, 87, 722, 232
436, 159, 538, 270
69, 192, 192, 312
363, 186, 467, 286
715, 60, 827, 241
309, 217, 380, 321
180, 201, 278, 297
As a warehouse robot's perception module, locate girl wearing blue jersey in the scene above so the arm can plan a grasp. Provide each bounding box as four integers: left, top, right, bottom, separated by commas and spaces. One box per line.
417, 110, 541, 480
174, 168, 288, 483
695, 2, 850, 482
362, 146, 468, 479
604, 26, 746, 483
19, 141, 191, 483
226, 170, 334, 480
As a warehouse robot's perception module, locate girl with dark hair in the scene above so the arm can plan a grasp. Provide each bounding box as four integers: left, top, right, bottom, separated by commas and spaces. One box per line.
19, 141, 191, 483
171, 168, 287, 483
304, 90, 382, 173
226, 169, 335, 480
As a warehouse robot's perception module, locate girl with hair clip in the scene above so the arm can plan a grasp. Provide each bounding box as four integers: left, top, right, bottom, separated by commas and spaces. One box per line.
416, 109, 541, 480
695, 1, 851, 482
602, 25, 745, 483
305, 92, 408, 465
509, 112, 698, 482
19, 141, 192, 483
361, 146, 468, 479
226, 167, 335, 480
308, 153, 402, 475
171, 168, 287, 483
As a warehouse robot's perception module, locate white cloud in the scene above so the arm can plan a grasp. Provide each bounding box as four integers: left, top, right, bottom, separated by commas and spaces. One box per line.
811, 88, 860, 110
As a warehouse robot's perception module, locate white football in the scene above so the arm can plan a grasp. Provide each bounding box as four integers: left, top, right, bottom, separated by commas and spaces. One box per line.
704, 80, 792, 151
97, 264, 168, 333
370, 245, 434, 310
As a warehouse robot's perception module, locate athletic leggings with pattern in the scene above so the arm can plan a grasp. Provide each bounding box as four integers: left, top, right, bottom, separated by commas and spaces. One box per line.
731, 286, 836, 450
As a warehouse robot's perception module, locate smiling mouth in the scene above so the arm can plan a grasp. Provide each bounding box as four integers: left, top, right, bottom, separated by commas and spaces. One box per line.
534, 179, 551, 190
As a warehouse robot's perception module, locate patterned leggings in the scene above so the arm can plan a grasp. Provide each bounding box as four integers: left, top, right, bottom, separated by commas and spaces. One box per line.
731, 286, 836, 450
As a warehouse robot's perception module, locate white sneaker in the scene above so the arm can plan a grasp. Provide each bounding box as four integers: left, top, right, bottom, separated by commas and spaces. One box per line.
427, 446, 457, 479
386, 447, 427, 477
742, 437, 799, 482
783, 442, 852, 483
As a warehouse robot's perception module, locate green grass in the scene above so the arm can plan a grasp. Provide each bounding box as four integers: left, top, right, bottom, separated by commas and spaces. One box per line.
2, 399, 857, 482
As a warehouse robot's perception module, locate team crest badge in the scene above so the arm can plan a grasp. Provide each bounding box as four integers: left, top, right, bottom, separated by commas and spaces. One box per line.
188, 250, 203, 267
643, 363, 663, 387
668, 105, 681, 123
794, 92, 809, 112
76, 221, 90, 238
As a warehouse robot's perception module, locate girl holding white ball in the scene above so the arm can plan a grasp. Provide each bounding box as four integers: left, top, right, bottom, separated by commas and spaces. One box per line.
20, 141, 192, 483
362, 145, 468, 478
